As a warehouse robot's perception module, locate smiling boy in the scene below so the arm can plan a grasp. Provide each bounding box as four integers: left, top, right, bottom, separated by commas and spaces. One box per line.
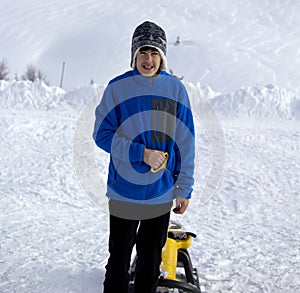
135, 46, 161, 77
93, 21, 195, 293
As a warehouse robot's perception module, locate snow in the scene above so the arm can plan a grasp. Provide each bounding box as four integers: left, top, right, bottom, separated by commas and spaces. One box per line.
1, 0, 300, 93
1, 0, 300, 292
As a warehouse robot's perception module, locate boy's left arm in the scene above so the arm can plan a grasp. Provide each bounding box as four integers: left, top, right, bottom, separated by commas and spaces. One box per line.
173, 87, 195, 213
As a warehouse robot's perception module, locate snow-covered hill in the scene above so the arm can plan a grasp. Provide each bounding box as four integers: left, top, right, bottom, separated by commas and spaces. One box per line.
1, 80, 300, 292
1, 80, 299, 121
1, 0, 300, 93
206, 84, 300, 120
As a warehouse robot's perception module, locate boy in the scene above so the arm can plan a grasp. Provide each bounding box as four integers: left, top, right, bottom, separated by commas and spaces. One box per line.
93, 21, 195, 293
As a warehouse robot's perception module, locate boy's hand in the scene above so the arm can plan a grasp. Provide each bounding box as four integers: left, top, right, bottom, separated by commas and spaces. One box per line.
143, 148, 166, 170
173, 197, 189, 214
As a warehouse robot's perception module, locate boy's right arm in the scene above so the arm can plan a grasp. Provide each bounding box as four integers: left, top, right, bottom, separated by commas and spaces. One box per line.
93, 87, 145, 164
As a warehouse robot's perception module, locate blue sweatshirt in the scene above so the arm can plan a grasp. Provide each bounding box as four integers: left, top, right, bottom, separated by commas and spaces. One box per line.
93, 69, 195, 205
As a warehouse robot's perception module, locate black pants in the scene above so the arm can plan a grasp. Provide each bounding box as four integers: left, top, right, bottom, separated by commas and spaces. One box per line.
103, 203, 171, 293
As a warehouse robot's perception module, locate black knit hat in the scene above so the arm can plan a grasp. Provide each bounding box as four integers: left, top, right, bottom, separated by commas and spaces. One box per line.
130, 21, 167, 70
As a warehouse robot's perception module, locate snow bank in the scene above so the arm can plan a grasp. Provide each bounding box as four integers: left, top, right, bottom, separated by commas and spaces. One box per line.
207, 84, 299, 120
0, 80, 65, 110
0, 80, 106, 111
185, 82, 299, 120
1, 79, 299, 120
62, 84, 105, 109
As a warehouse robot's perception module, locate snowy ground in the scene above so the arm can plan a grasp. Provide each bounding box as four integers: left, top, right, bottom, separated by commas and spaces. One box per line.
0, 80, 299, 292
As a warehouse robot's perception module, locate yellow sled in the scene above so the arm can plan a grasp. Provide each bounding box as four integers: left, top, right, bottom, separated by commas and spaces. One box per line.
129, 221, 201, 293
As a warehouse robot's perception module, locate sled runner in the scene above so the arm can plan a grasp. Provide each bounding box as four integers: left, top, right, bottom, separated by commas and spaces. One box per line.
129, 221, 201, 293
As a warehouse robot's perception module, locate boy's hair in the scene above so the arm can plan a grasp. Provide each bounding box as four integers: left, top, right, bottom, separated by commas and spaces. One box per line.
139, 46, 159, 53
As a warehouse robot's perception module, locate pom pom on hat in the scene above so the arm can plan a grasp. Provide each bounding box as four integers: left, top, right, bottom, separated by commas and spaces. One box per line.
131, 21, 167, 70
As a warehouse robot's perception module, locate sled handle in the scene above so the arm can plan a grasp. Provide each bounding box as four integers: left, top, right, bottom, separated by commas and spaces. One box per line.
151, 152, 169, 173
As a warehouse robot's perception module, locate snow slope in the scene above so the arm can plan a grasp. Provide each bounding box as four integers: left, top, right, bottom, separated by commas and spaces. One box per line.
1, 0, 300, 93
0, 81, 299, 292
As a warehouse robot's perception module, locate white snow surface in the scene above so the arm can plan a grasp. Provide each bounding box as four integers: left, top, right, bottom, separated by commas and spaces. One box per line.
1, 0, 300, 94
1, 0, 300, 292
1, 80, 300, 292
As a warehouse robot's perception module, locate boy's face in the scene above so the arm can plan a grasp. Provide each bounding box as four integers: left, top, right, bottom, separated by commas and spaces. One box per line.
136, 47, 161, 77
